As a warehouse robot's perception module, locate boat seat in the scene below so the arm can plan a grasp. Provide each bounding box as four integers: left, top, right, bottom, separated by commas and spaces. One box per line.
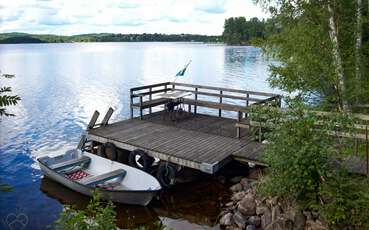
79, 169, 127, 186
49, 156, 91, 171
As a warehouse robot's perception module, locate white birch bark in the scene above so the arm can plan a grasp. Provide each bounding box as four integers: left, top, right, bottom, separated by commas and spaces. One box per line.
327, 2, 349, 112
355, 0, 362, 104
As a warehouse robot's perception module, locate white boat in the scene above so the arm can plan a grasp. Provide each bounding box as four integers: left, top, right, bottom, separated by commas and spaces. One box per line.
37, 149, 161, 206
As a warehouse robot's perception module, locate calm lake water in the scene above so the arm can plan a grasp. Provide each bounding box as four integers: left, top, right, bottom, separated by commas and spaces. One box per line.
0, 42, 280, 230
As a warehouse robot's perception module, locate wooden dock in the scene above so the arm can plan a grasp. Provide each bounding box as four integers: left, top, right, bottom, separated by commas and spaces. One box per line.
88, 111, 265, 174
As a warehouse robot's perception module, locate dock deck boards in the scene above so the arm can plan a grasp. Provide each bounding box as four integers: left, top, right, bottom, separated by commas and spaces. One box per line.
87, 111, 265, 173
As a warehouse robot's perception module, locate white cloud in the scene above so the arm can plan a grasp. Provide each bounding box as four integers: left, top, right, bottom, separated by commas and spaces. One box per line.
0, 0, 268, 35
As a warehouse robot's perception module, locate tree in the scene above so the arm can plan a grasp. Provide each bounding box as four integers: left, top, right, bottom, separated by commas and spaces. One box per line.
0, 72, 21, 117
255, 0, 369, 112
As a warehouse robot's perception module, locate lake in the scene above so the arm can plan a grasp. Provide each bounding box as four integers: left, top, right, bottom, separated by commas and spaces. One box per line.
0, 42, 279, 229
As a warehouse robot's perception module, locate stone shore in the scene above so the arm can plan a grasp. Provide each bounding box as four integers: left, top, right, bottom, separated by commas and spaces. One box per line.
218, 174, 328, 230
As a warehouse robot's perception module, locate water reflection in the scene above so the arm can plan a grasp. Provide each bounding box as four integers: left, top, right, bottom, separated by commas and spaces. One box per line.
40, 176, 227, 229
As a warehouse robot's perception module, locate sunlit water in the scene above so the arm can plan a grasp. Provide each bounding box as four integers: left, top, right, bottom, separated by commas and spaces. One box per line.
0, 42, 280, 229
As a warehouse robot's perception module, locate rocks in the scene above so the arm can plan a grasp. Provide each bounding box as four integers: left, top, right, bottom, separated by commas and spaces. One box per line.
220, 212, 233, 226
231, 191, 246, 202
256, 205, 268, 215
246, 224, 256, 230
240, 178, 251, 191
218, 176, 321, 230
233, 211, 247, 229
230, 183, 243, 193
238, 193, 256, 216
230, 176, 243, 184
248, 216, 261, 226
261, 208, 272, 229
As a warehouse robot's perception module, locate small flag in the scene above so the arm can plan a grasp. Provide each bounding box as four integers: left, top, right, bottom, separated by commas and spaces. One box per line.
175, 60, 191, 77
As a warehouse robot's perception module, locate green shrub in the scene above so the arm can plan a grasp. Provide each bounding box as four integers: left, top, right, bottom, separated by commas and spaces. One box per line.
54, 191, 116, 230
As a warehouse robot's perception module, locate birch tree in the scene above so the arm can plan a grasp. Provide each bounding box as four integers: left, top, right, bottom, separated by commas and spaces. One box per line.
355, 0, 362, 105
327, 1, 348, 112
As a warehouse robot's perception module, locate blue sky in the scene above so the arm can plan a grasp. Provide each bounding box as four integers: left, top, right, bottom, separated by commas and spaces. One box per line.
0, 0, 268, 35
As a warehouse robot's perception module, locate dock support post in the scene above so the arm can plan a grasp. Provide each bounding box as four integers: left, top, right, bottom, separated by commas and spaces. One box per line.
219, 90, 223, 117
194, 87, 198, 115
130, 91, 134, 119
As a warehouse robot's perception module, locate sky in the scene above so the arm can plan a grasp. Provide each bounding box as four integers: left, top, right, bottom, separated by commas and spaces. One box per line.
0, 0, 268, 35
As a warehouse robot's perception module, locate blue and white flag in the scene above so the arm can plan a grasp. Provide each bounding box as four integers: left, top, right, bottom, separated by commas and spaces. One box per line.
175, 60, 191, 77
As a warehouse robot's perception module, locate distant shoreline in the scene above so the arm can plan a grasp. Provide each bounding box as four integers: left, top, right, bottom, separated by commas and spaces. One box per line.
0, 32, 222, 44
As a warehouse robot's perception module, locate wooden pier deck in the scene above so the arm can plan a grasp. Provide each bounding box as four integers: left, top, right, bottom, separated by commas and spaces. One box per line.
87, 111, 265, 174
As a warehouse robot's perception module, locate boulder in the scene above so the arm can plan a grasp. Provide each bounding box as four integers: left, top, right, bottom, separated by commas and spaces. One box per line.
219, 212, 233, 226
233, 211, 247, 229
230, 176, 243, 183
246, 224, 256, 230
225, 201, 234, 207
230, 183, 243, 193
303, 211, 313, 221
238, 193, 256, 216
240, 178, 251, 191
305, 220, 328, 230
256, 205, 268, 215
231, 191, 246, 202
248, 216, 261, 226
261, 208, 272, 229
285, 207, 305, 230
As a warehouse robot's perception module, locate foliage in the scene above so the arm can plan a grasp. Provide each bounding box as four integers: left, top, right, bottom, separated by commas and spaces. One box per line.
0, 73, 21, 117
0, 32, 221, 44
253, 98, 369, 229
318, 172, 369, 229
256, 0, 369, 111
222, 17, 277, 45
54, 191, 117, 230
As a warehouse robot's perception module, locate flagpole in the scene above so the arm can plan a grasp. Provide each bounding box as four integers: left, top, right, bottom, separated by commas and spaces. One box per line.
173, 60, 191, 83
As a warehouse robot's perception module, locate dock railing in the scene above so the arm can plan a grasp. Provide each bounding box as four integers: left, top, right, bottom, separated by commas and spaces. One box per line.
130, 82, 281, 122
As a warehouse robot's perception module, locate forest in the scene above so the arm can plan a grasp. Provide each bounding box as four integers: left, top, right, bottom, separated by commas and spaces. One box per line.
0, 32, 220, 44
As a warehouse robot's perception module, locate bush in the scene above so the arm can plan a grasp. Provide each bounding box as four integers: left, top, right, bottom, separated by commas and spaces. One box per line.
254, 98, 369, 229
54, 191, 116, 230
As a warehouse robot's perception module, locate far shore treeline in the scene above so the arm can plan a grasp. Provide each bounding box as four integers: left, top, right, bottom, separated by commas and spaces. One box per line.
0, 17, 273, 45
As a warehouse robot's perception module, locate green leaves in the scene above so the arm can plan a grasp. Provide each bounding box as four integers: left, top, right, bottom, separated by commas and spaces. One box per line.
53, 191, 117, 230
0, 73, 21, 117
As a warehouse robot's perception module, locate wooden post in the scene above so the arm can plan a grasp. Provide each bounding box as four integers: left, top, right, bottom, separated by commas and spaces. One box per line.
149, 88, 152, 114
139, 95, 143, 120
219, 90, 223, 117
130, 90, 134, 119
245, 93, 249, 118
194, 87, 198, 114
237, 111, 242, 138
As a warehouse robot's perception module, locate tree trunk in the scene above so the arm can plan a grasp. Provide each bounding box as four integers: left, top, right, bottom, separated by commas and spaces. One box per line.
327, 2, 349, 112
355, 0, 362, 105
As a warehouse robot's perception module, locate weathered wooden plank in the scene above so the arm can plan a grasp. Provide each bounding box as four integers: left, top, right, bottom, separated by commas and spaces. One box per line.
171, 82, 278, 97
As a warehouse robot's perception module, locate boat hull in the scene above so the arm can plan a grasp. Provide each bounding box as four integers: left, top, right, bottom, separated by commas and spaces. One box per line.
39, 161, 158, 206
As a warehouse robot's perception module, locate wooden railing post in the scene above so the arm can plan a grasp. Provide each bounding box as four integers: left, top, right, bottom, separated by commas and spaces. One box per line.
219, 90, 223, 117
245, 93, 249, 118
237, 111, 242, 138
194, 87, 198, 114
139, 95, 143, 120
149, 87, 152, 114
130, 89, 134, 119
